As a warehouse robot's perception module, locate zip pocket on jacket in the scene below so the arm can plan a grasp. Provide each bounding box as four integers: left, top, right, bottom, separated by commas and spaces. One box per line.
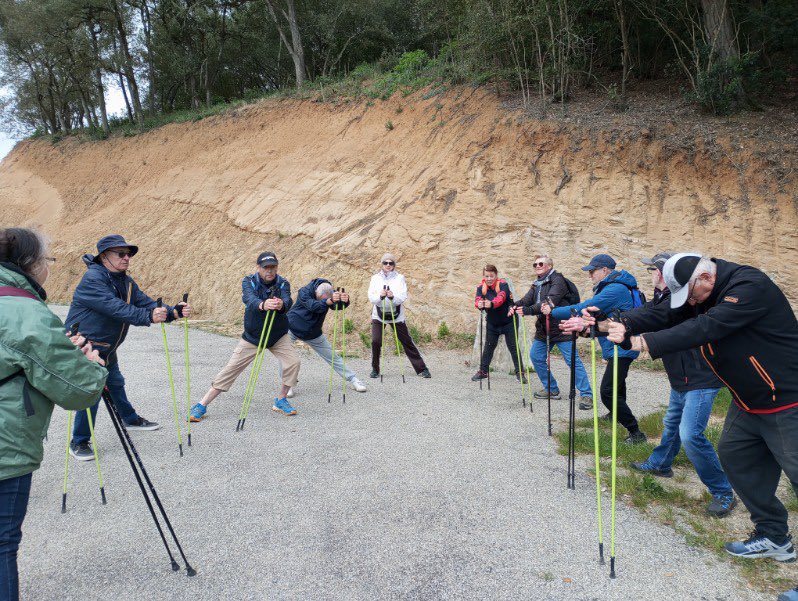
22, 380, 34, 417
749, 356, 776, 402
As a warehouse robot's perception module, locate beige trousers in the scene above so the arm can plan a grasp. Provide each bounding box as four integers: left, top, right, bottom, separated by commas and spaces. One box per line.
211, 335, 300, 391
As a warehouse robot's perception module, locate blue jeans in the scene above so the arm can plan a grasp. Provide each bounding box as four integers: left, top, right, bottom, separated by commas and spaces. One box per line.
72, 361, 139, 445
647, 388, 732, 496
0, 473, 32, 601
529, 339, 592, 396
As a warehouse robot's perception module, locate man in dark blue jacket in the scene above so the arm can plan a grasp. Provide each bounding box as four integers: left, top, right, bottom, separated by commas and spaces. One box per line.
544, 253, 647, 444
285, 279, 366, 396
65, 235, 192, 460
628, 253, 736, 517
191, 251, 299, 421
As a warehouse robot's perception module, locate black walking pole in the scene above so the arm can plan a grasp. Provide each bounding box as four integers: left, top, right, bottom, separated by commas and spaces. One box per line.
478, 303, 484, 391
567, 308, 577, 490
546, 300, 553, 436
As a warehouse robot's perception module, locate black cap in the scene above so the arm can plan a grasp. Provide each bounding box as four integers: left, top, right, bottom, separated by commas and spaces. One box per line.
257, 251, 278, 267
641, 252, 674, 273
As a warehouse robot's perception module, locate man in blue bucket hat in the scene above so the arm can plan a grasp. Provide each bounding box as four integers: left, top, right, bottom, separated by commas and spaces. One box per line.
64, 235, 193, 460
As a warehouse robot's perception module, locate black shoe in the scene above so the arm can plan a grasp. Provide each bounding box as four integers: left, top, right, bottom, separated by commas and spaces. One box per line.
370, 370, 380, 379
126, 417, 160, 431
600, 413, 612, 422
471, 370, 488, 381
624, 431, 647, 445
515, 371, 528, 384
69, 441, 94, 461
419, 368, 431, 378
630, 461, 673, 478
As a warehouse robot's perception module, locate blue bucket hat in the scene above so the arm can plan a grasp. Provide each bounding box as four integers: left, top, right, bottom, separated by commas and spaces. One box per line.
581, 253, 616, 271
94, 234, 139, 262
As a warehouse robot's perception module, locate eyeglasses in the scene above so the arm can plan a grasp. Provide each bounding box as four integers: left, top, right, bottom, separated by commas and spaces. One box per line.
646, 267, 658, 272
533, 262, 546, 268
45, 257, 56, 265
382, 261, 395, 266
108, 250, 133, 259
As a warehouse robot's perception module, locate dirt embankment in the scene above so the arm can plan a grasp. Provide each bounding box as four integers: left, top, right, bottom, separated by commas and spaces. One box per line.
1, 88, 796, 332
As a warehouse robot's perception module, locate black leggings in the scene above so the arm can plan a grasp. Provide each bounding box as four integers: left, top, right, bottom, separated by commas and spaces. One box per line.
480, 321, 521, 373
599, 356, 640, 434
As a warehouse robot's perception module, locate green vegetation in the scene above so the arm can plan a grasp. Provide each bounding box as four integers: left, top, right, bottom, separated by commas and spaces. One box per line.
343, 318, 355, 335
437, 321, 450, 339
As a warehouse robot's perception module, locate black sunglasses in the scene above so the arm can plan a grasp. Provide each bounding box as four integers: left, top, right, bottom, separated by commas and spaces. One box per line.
533, 262, 546, 268
646, 267, 658, 272
382, 261, 395, 266
108, 250, 133, 258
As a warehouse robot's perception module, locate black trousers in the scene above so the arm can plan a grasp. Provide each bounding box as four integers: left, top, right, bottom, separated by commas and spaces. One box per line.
599, 356, 640, 434
371, 320, 427, 374
718, 402, 798, 540
479, 321, 521, 373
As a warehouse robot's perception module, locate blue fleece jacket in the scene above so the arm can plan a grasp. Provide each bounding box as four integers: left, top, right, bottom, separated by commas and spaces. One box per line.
241, 273, 293, 348
288, 278, 349, 341
551, 270, 640, 360
65, 255, 176, 362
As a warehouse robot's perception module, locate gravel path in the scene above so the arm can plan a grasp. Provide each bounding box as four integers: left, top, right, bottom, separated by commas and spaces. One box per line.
19, 307, 765, 600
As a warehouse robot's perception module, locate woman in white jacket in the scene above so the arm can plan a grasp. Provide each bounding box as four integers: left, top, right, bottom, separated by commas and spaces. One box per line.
367, 253, 431, 378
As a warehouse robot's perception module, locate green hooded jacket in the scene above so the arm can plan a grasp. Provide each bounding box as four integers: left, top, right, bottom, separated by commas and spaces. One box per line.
0, 264, 108, 481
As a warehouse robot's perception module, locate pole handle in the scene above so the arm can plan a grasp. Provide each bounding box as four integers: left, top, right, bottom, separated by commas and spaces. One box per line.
157, 298, 163, 308
70, 322, 79, 337
182, 293, 188, 303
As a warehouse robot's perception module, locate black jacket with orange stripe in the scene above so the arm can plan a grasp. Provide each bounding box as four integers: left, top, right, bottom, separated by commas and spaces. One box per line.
620, 259, 798, 414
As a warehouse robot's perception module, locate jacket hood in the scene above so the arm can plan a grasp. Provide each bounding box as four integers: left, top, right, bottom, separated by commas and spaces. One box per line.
307, 277, 331, 292
0, 263, 47, 300
602, 269, 638, 288
83, 253, 95, 267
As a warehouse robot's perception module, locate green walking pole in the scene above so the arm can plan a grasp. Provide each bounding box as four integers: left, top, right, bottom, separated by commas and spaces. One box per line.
328, 291, 339, 403
240, 309, 277, 430
519, 313, 533, 413
512, 312, 526, 408
182, 293, 192, 447
386, 286, 405, 384
61, 410, 74, 513
86, 407, 107, 504
589, 311, 605, 565
237, 298, 272, 430
158, 298, 184, 457
341, 288, 348, 403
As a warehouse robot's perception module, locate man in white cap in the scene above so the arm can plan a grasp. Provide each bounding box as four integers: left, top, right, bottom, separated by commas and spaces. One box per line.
566, 253, 798, 599
367, 253, 430, 379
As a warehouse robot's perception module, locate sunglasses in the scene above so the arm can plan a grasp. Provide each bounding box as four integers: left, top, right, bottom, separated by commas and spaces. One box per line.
108, 250, 133, 259
382, 261, 395, 266
646, 267, 658, 272
45, 257, 56, 265
533, 262, 546, 268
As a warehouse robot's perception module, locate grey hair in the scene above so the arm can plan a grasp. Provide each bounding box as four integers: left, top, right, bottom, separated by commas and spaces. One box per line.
316, 282, 334, 298
689, 256, 716, 282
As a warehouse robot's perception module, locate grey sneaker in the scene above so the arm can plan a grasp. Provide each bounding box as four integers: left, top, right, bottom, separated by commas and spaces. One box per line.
725, 532, 796, 562
69, 441, 94, 461
534, 388, 561, 399
578, 396, 593, 410
125, 417, 160, 431
707, 493, 737, 518
630, 461, 673, 478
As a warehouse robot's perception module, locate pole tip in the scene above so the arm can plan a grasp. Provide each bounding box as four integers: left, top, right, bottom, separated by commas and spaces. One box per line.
100, 488, 107, 505
179, 445, 183, 457
171, 560, 180, 572
186, 565, 197, 577
610, 557, 616, 579
187, 434, 192, 447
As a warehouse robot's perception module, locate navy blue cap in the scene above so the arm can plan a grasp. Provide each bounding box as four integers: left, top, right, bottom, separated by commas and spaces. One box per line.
95, 235, 138, 260
257, 251, 278, 266
581, 253, 616, 271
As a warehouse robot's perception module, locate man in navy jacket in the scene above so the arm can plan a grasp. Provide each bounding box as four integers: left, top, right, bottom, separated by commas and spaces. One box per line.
285, 279, 366, 395
190, 251, 300, 420
65, 235, 192, 460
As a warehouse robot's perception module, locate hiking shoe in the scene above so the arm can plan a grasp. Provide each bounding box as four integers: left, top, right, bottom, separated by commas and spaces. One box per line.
272, 397, 297, 416
624, 431, 647, 445
286, 387, 295, 398
126, 417, 160, 431
419, 368, 431, 378
707, 493, 737, 518
370, 370, 379, 379
69, 441, 94, 461
471, 370, 488, 381
515, 371, 528, 384
725, 532, 796, 562
534, 388, 561, 399
600, 413, 613, 422
350, 378, 367, 392
189, 403, 207, 422
630, 460, 673, 478
778, 586, 798, 601
578, 396, 593, 410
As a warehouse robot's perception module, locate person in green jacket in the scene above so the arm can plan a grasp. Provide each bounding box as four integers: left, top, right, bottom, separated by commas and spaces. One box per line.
0, 227, 108, 601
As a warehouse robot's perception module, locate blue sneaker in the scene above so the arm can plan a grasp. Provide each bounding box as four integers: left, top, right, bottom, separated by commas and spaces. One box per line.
272, 397, 297, 416
630, 460, 673, 478
725, 532, 796, 562
189, 403, 207, 422
778, 586, 798, 601
707, 492, 737, 517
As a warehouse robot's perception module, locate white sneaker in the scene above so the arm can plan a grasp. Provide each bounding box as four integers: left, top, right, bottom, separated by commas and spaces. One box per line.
286, 387, 295, 398
349, 378, 367, 392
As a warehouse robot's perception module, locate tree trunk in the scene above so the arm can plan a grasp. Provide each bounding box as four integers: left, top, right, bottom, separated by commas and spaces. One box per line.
118, 71, 135, 124
89, 21, 111, 135
111, 0, 144, 125
265, 0, 306, 88
700, 0, 738, 62
140, 0, 156, 113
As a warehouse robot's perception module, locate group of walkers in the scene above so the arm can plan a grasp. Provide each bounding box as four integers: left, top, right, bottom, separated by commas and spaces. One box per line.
1, 225, 797, 601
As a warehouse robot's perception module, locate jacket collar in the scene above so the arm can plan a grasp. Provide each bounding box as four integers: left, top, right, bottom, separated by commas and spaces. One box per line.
0, 262, 47, 301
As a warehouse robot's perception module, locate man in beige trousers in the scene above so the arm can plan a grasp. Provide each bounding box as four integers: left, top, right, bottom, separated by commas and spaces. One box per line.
190, 251, 300, 420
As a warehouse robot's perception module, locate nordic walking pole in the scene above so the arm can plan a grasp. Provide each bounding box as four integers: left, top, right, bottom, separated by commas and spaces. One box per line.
567, 308, 577, 490
386, 287, 405, 384
519, 312, 533, 413
183, 293, 192, 447
158, 298, 183, 457
588, 309, 605, 565
341, 288, 348, 402
85, 407, 107, 504
61, 409, 73, 513
101, 386, 196, 576
478, 305, 484, 391
610, 311, 624, 579
240, 309, 277, 430
380, 286, 388, 383
546, 300, 552, 434
236, 296, 272, 431
328, 289, 339, 404
513, 309, 526, 409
